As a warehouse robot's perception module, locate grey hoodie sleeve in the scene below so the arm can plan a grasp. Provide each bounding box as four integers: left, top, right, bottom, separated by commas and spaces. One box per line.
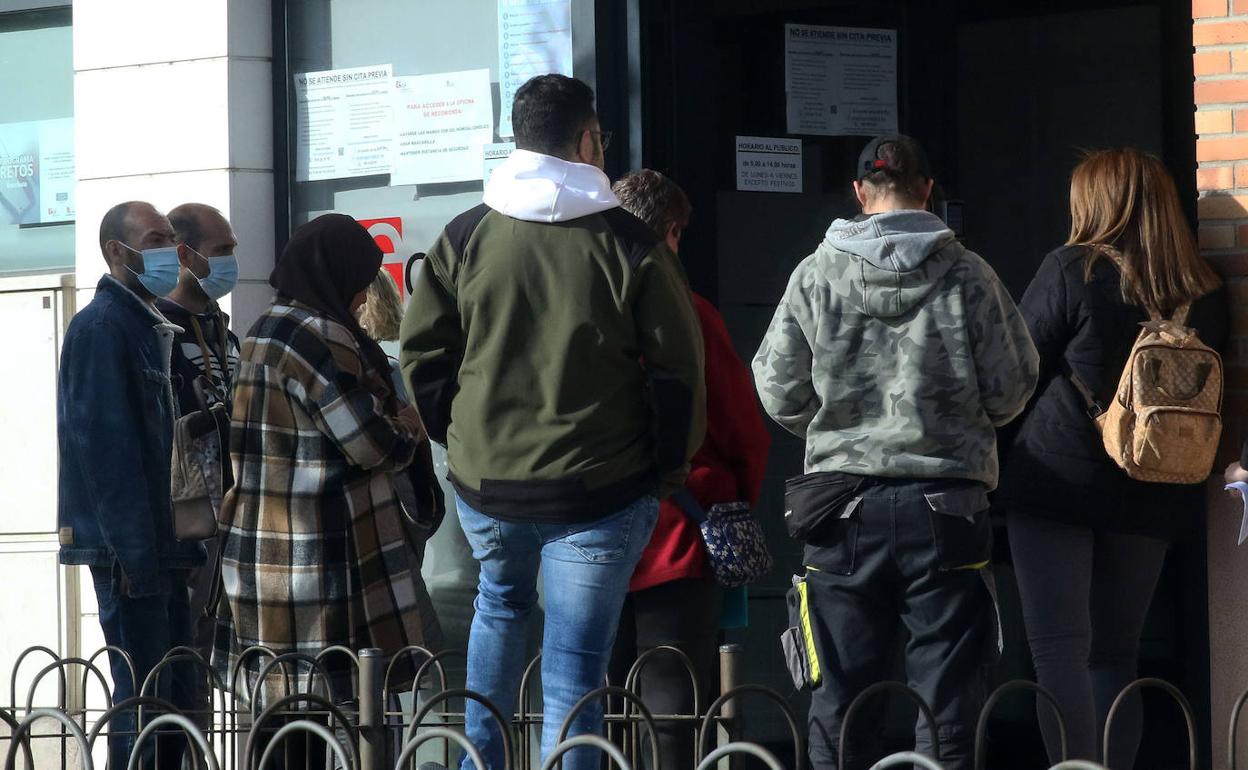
964, 254, 1040, 426
753, 258, 820, 438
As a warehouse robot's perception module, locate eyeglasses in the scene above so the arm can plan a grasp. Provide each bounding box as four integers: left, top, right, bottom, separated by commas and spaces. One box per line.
585, 129, 613, 152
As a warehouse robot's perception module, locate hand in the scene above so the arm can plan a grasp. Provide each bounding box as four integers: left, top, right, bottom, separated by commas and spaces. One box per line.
396, 406, 425, 437
1227, 461, 1248, 486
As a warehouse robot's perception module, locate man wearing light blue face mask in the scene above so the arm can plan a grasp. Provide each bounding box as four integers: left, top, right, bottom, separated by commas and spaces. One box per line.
57, 200, 202, 770
160, 203, 241, 412
157, 202, 242, 729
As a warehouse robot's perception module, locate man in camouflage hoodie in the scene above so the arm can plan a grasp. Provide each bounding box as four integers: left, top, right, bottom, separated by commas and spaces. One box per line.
754, 135, 1038, 770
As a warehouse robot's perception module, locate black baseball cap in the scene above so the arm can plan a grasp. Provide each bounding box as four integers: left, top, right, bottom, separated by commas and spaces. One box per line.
857, 135, 931, 182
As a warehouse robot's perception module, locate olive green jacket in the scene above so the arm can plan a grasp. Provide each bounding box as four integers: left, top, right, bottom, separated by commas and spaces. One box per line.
400, 151, 706, 522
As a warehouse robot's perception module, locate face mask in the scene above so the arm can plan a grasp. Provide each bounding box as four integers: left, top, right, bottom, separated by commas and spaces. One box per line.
188, 247, 239, 300
119, 243, 180, 297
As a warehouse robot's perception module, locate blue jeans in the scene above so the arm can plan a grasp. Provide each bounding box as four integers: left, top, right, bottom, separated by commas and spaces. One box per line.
456, 494, 659, 770
90, 565, 194, 770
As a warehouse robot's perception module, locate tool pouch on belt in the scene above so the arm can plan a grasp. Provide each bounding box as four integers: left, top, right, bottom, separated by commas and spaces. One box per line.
781, 574, 821, 690
783, 471, 873, 541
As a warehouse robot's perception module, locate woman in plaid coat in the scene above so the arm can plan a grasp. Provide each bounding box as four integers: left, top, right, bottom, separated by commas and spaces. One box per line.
212, 214, 435, 705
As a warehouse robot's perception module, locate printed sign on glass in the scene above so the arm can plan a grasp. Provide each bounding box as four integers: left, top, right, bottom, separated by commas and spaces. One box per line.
294, 65, 395, 182
785, 24, 898, 136
736, 136, 803, 194
392, 69, 495, 186
0, 118, 74, 225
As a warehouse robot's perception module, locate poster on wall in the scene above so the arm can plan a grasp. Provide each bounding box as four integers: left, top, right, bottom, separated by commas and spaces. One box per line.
294, 64, 395, 182
784, 24, 898, 136
735, 136, 802, 193
497, 0, 573, 138
391, 69, 495, 186
483, 142, 515, 183
0, 118, 74, 225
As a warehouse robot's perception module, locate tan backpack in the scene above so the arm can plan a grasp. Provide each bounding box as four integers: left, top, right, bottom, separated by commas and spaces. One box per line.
1069, 303, 1223, 484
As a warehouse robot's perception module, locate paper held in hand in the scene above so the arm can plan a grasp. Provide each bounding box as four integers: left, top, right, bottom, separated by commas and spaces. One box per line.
1225, 481, 1248, 545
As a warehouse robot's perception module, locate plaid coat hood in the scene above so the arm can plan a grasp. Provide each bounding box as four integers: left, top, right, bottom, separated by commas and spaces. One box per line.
212, 302, 430, 702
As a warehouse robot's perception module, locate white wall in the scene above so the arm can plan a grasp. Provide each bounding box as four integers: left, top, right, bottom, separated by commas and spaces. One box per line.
62, 0, 277, 711
73, 0, 276, 333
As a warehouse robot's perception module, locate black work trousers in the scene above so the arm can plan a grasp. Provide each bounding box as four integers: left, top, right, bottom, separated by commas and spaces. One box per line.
803, 479, 996, 770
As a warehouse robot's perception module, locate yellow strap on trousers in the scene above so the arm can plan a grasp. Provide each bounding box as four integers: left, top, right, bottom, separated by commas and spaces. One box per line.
797, 578, 822, 687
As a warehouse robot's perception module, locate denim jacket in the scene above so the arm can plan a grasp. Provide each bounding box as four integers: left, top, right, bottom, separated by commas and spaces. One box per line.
58, 275, 205, 596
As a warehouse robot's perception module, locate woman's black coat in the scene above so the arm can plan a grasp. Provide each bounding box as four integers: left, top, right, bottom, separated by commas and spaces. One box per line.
997, 245, 1229, 541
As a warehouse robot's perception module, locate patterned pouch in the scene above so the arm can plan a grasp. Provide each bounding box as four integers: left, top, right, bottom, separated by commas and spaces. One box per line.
170, 402, 229, 541
673, 489, 774, 588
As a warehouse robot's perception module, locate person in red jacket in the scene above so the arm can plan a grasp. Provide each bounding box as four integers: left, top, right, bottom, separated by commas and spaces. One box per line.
607, 169, 771, 769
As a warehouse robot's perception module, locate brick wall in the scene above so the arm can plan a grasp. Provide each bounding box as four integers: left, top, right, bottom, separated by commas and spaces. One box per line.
1195, 2, 1248, 767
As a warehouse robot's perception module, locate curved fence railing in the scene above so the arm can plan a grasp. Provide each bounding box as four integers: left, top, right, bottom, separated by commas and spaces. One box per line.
3, 643, 1239, 770
698, 741, 787, 770
0, 643, 793, 770
974, 679, 1069, 770
406, 687, 514, 770
838, 681, 938, 770
540, 734, 631, 770
1103, 677, 1198, 770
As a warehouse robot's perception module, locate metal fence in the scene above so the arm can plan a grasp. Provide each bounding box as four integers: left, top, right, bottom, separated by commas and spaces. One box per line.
1, 642, 802, 770
0, 642, 1228, 770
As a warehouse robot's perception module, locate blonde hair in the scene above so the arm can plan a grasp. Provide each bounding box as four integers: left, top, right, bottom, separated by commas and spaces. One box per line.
1068, 148, 1220, 314
357, 268, 404, 342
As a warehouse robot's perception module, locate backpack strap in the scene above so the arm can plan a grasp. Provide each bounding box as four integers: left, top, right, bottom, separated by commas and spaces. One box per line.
671, 486, 709, 524
1097, 247, 1193, 327
189, 315, 221, 389
1061, 358, 1105, 419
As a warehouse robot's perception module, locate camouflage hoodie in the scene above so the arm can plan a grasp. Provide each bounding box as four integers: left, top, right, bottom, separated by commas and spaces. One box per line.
752, 209, 1038, 488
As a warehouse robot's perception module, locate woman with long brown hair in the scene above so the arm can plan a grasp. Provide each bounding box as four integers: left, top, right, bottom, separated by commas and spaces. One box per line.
997, 148, 1227, 768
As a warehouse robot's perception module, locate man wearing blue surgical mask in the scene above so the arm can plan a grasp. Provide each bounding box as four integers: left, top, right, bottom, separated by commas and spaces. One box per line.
158, 202, 242, 731
57, 201, 202, 770
160, 203, 241, 411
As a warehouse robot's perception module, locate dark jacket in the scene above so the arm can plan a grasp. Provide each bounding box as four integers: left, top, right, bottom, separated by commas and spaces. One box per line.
155, 298, 241, 413
997, 246, 1229, 540
399, 149, 706, 524
58, 276, 206, 596
387, 357, 445, 535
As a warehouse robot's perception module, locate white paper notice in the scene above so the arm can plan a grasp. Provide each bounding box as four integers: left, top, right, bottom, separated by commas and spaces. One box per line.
497, 0, 573, 138
785, 24, 898, 136
294, 65, 395, 182
483, 142, 515, 183
1227, 482, 1248, 545
736, 136, 802, 193
392, 69, 495, 186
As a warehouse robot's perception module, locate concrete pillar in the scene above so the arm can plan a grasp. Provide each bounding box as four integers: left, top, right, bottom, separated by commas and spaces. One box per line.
72, 0, 275, 333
